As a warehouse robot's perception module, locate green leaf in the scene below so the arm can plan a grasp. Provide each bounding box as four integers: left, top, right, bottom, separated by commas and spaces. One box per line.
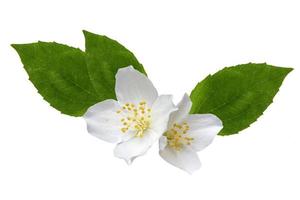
190, 63, 292, 136
12, 42, 101, 116
83, 30, 146, 100
12, 31, 146, 116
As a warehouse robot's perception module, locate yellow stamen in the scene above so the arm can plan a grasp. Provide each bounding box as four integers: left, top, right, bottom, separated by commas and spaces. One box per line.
164, 121, 193, 151
117, 101, 152, 137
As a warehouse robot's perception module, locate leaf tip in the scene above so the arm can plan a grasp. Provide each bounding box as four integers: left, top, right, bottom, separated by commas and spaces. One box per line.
82, 29, 88, 34
11, 43, 19, 50
286, 67, 294, 73
82, 30, 93, 38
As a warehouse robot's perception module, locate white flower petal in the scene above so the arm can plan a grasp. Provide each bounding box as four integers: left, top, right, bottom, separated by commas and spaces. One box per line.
114, 129, 158, 163
168, 93, 192, 126
151, 95, 176, 134
115, 66, 158, 106
159, 146, 201, 174
84, 99, 133, 143
159, 136, 167, 150
186, 114, 223, 152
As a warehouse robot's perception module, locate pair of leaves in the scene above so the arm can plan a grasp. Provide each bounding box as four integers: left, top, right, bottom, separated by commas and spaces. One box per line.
12, 31, 145, 116
12, 31, 292, 136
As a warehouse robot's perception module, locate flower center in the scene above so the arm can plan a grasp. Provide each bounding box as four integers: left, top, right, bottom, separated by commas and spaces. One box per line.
116, 101, 151, 137
164, 122, 193, 151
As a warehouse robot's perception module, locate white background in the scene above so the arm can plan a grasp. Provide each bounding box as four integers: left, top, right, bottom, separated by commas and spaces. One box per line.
0, 0, 299, 199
